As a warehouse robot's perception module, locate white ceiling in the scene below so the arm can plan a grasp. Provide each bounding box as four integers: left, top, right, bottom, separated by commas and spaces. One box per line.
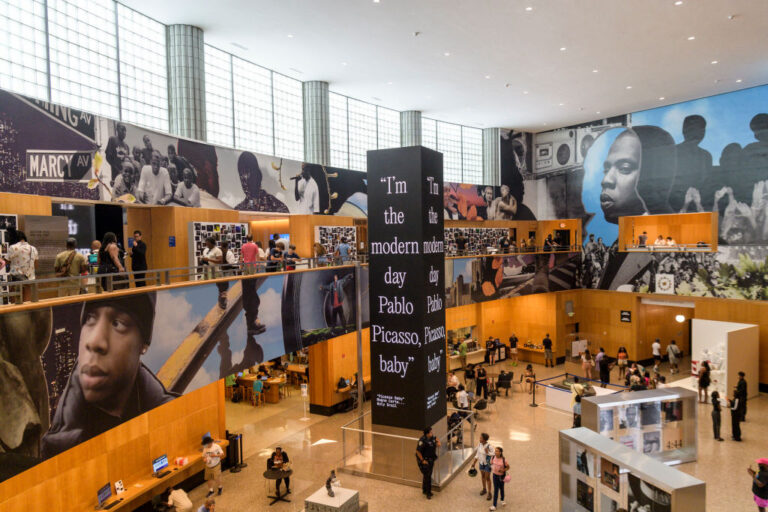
123, 0, 768, 132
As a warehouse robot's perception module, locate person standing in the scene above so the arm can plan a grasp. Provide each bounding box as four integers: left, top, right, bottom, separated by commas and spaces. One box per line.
573, 393, 582, 428
465, 363, 476, 395
470, 432, 493, 501
616, 347, 629, 381
542, 334, 553, 368
97, 232, 126, 291
489, 446, 509, 510
667, 340, 681, 374
54, 237, 87, 296
581, 349, 594, 380
4, 230, 39, 303
458, 334, 469, 371
476, 364, 489, 400
137, 151, 172, 205
415, 427, 440, 499
737, 371, 748, 421
267, 447, 291, 496
637, 230, 648, 247
202, 435, 224, 497
129, 230, 148, 288
711, 391, 724, 442
748, 459, 768, 512
486, 337, 497, 366
294, 164, 320, 214
334, 237, 351, 264
729, 388, 742, 441
652, 338, 662, 373
698, 361, 711, 403
241, 235, 259, 274
596, 347, 610, 387
508, 333, 518, 367
284, 244, 300, 271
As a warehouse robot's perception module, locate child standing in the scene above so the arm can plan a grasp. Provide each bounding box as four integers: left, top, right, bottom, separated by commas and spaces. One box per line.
711, 391, 724, 441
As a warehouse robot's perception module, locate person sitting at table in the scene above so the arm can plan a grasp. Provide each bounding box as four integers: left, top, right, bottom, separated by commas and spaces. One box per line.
654, 234, 666, 246
666, 236, 677, 247
164, 485, 193, 512
257, 365, 269, 379
267, 447, 291, 495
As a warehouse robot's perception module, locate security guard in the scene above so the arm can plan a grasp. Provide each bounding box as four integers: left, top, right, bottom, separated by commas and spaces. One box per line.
415, 427, 441, 499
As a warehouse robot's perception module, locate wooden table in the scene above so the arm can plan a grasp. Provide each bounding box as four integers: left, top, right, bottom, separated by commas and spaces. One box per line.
263, 468, 293, 505
264, 377, 286, 403
91, 439, 229, 511
286, 364, 308, 385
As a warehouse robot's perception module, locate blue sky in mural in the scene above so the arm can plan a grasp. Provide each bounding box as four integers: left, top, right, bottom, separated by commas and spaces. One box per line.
632, 84, 768, 165
143, 276, 285, 393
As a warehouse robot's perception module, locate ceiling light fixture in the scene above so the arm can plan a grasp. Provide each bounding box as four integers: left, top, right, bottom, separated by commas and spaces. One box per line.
596, 111, 601, 114
558, 103, 564, 106
592, 69, 599, 73
626, 85, 632, 89
341, 62, 347, 66
387, 81, 393, 85
560, 47, 567, 51
687, 36, 695, 40
485, 75, 491, 79
736, 79, 743, 83
443, 51, 451, 57
711, 60, 718, 64
525, 6, 533, 11
373, 0, 380, 3
523, 91, 529, 94
674, 1, 683, 5
659, 96, 665, 100
287, 34, 294, 38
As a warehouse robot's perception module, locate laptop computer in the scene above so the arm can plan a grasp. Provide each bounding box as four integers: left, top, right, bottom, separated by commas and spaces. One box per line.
153, 454, 171, 478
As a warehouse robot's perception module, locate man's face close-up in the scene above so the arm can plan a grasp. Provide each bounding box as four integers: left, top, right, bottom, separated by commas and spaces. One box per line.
601, 131, 642, 222
183, 169, 194, 188
151, 155, 161, 175
483, 187, 493, 203
239, 166, 261, 195
168, 145, 177, 158
78, 306, 145, 407
117, 124, 126, 140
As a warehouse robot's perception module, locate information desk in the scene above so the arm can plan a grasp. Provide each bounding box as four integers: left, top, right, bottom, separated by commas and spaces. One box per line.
537, 374, 620, 412
448, 348, 484, 371
90, 439, 228, 511
518, 346, 546, 365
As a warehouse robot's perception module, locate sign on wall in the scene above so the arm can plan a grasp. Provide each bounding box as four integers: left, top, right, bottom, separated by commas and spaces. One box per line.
620, 310, 632, 323
368, 146, 446, 430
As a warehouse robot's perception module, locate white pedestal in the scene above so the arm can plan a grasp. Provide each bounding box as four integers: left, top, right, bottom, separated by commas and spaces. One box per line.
305, 486, 359, 512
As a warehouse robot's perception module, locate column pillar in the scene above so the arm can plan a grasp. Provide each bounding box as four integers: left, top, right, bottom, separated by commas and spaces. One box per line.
483, 127, 500, 186
166, 25, 206, 141
303, 81, 330, 165
400, 110, 422, 147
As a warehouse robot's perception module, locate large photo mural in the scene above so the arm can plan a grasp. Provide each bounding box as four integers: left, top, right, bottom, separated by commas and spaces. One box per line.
532, 85, 768, 300
0, 266, 364, 483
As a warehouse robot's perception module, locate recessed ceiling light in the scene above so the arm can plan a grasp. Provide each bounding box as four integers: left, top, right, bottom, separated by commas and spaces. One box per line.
287, 34, 294, 38
386, 81, 393, 85
736, 78, 743, 83
443, 51, 451, 57
558, 103, 564, 106
626, 85, 632, 89
674, 1, 683, 5
523, 91, 529, 94
373, 0, 380, 3
592, 69, 599, 73
543, 122, 548, 126
485, 75, 491, 79
687, 36, 695, 40
659, 96, 665, 100
711, 60, 718, 64
525, 6, 533, 11
596, 111, 601, 114
560, 47, 567, 51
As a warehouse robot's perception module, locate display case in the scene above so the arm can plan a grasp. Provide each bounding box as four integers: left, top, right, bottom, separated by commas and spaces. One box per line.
560, 427, 705, 512
581, 388, 697, 465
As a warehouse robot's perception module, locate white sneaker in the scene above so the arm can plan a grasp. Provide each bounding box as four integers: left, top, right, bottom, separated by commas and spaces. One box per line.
489, 507, 496, 511
501, 502, 506, 506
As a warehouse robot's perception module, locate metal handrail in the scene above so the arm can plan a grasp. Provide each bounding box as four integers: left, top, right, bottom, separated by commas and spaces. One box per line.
448, 244, 581, 257
0, 255, 369, 305
625, 243, 712, 252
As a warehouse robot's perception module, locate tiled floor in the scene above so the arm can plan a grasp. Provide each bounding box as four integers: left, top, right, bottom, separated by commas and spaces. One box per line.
183, 357, 766, 511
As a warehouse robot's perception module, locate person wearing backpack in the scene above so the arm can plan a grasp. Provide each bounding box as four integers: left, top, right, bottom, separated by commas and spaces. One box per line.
489, 446, 510, 510
54, 237, 87, 296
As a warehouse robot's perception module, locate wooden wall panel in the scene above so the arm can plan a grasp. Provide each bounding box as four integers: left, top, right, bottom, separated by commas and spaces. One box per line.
638, 304, 691, 358
124, 206, 153, 271
249, 218, 290, 248
0, 191, 52, 216
619, 212, 717, 250
308, 328, 371, 408
0, 380, 225, 511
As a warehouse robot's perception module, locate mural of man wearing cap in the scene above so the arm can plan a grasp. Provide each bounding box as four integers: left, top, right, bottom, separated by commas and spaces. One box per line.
41, 293, 177, 458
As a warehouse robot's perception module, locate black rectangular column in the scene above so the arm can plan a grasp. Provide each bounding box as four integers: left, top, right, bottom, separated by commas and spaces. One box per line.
367, 146, 446, 430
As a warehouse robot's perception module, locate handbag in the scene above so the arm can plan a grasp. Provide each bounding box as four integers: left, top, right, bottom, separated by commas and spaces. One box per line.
56, 250, 77, 277
503, 473, 511, 483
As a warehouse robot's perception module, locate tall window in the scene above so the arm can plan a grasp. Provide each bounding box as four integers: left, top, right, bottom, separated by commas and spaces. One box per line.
232, 57, 273, 155
272, 73, 304, 161
204, 45, 234, 147
422, 118, 483, 183
347, 99, 377, 172
329, 92, 349, 169
116, 4, 168, 131
47, 0, 120, 119
0, 0, 49, 101
377, 107, 400, 149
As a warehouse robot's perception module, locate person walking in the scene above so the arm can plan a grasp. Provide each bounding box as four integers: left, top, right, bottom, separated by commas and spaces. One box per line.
415, 427, 440, 499
54, 237, 86, 296
543, 333, 554, 368
476, 364, 489, 400
616, 347, 629, 381
241, 235, 259, 274
508, 333, 518, 367
4, 230, 39, 303
667, 340, 681, 374
470, 433, 493, 501
201, 435, 224, 497
711, 391, 724, 441
737, 371, 748, 421
129, 230, 148, 287
465, 363, 477, 395
748, 459, 768, 512
489, 446, 509, 510
698, 361, 711, 403
652, 338, 662, 373
730, 387, 742, 441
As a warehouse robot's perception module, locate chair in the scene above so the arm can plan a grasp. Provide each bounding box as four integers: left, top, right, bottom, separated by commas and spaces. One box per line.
512, 373, 525, 393
473, 398, 488, 418
496, 372, 512, 396
251, 380, 264, 406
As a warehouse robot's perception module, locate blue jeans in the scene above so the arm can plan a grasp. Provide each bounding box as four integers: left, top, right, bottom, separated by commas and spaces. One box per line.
493, 473, 505, 506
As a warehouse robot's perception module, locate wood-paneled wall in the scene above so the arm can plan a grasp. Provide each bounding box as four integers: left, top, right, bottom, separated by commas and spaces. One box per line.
124, 206, 153, 271
618, 212, 718, 250
289, 215, 357, 259
308, 328, 371, 408
249, 218, 290, 248
0, 191, 52, 217
0, 380, 225, 511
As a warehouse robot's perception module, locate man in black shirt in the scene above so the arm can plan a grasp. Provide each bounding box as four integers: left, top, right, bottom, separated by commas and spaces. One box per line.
543, 334, 553, 368
455, 233, 468, 255
736, 371, 748, 421
498, 235, 511, 254
129, 230, 148, 287
508, 333, 518, 366
415, 427, 440, 499
638, 231, 648, 248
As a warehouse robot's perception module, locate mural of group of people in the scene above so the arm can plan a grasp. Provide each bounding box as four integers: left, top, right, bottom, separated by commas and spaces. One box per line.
534, 84, 768, 300
0, 89, 368, 217
0, 267, 361, 483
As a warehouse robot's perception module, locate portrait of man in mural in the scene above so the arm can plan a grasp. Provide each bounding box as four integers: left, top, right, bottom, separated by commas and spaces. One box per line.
294, 163, 320, 214
105, 123, 129, 187
234, 152, 289, 213
41, 293, 178, 458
